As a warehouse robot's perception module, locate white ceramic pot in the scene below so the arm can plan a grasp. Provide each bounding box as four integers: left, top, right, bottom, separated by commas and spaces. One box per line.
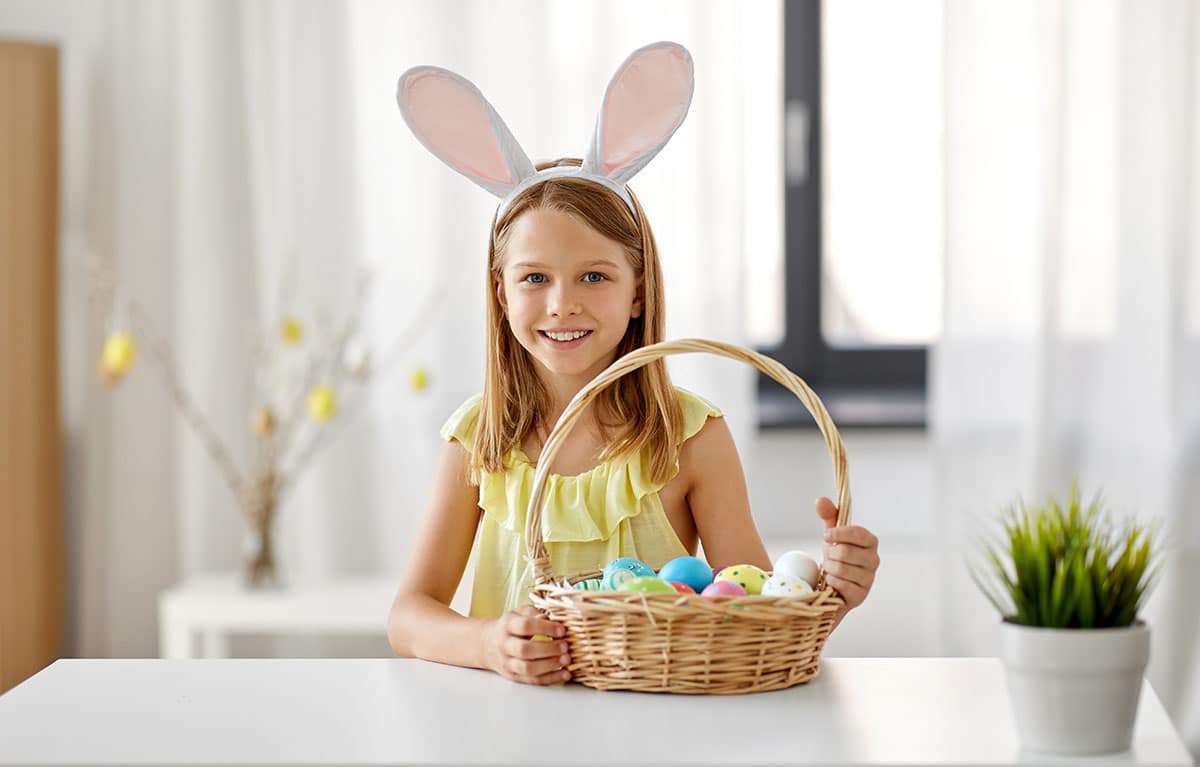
1000, 620, 1149, 755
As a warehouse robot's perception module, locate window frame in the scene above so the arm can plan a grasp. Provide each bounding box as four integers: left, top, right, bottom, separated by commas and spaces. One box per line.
756, 0, 927, 430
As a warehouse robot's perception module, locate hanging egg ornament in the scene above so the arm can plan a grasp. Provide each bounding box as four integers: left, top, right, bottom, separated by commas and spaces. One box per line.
409, 368, 429, 392
251, 407, 276, 437
342, 340, 370, 378
102, 331, 137, 375
281, 317, 304, 345
307, 385, 337, 422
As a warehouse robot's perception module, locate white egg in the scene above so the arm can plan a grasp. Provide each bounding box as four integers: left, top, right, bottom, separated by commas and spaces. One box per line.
773, 550, 820, 588
762, 573, 814, 597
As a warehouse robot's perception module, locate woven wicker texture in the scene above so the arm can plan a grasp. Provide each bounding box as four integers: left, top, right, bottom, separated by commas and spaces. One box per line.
526, 339, 852, 693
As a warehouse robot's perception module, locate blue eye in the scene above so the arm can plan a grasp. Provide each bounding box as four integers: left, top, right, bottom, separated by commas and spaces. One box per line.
523, 273, 546, 284
583, 272, 606, 283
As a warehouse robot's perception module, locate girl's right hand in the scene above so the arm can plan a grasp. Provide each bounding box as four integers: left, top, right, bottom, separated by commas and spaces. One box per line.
481, 605, 572, 685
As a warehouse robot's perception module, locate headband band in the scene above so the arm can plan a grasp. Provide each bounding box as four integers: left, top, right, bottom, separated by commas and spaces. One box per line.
495, 165, 635, 220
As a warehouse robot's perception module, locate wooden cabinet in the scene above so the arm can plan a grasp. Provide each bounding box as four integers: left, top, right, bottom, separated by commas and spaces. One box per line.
0, 40, 64, 695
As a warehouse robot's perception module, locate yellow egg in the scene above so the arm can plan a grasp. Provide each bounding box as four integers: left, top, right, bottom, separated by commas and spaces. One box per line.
306, 385, 337, 422
281, 317, 304, 345
102, 332, 137, 375
409, 368, 428, 392
250, 407, 276, 437
714, 564, 769, 595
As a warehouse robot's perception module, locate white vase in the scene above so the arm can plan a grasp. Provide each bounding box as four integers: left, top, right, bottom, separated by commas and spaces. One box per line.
1000, 620, 1149, 755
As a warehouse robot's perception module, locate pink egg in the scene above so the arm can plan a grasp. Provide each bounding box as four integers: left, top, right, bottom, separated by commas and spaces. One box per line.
701, 581, 747, 597
668, 581, 696, 594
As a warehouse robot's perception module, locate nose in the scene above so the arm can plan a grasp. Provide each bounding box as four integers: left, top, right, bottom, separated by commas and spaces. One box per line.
547, 281, 582, 317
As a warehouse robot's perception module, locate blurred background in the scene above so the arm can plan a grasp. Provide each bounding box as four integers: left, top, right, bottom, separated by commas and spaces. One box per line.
0, 0, 1196, 756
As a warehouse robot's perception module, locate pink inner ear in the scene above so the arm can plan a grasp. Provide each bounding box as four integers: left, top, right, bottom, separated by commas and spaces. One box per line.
404, 73, 515, 185
602, 47, 691, 175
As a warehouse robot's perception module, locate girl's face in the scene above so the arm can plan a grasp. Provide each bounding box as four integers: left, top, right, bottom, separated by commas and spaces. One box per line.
496, 208, 643, 390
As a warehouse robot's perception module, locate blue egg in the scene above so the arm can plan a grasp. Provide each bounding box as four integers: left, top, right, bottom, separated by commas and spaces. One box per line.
657, 556, 714, 594
601, 557, 655, 590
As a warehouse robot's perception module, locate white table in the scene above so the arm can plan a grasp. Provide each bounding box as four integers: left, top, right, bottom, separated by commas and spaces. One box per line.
157, 573, 401, 658
0, 658, 1191, 766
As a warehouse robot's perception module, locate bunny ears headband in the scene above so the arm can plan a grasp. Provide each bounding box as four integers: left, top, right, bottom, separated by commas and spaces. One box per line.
396, 41, 695, 221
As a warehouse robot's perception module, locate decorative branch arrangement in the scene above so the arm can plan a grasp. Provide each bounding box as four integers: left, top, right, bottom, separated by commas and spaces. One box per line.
89, 255, 438, 587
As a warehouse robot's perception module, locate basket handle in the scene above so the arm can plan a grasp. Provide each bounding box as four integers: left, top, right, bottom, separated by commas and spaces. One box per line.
524, 338, 852, 587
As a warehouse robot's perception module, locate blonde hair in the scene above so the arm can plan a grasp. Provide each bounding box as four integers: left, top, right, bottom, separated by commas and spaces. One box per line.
472, 158, 683, 486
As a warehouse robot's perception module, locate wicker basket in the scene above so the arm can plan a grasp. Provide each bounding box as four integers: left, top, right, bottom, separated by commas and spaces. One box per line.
526, 338, 852, 694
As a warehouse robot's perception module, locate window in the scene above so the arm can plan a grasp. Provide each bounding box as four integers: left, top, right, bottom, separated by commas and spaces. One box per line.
753, 0, 942, 429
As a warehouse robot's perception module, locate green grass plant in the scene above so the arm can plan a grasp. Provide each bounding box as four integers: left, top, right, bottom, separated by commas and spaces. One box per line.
971, 484, 1160, 629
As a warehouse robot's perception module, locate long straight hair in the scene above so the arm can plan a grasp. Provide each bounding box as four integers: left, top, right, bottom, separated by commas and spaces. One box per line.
472, 158, 683, 485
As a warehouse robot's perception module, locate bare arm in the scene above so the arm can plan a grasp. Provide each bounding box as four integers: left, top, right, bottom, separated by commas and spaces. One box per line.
387, 440, 572, 685
682, 418, 879, 630
387, 440, 489, 666
680, 416, 772, 571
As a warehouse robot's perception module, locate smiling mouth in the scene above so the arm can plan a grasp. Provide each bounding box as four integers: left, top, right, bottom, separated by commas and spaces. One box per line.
539, 330, 593, 345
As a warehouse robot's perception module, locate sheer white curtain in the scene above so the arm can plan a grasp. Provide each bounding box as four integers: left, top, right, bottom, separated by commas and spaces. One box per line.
934, 0, 1199, 753
67, 0, 773, 656
348, 0, 776, 562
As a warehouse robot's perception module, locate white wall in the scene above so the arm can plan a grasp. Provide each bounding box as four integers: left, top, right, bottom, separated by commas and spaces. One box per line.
749, 428, 938, 658
0, 0, 939, 662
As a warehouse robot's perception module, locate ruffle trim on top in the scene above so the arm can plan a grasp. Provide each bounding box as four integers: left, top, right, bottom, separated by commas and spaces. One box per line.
439, 388, 721, 544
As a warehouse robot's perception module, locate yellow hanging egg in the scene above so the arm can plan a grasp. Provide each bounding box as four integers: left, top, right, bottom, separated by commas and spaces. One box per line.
409, 368, 428, 392
102, 332, 137, 375
250, 407, 276, 437
307, 385, 337, 422
342, 342, 370, 378
281, 317, 304, 345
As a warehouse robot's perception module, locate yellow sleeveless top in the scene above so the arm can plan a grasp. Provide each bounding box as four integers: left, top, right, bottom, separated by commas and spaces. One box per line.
440, 387, 722, 619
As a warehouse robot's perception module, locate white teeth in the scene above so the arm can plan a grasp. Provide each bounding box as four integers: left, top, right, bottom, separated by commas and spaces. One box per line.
543, 330, 589, 342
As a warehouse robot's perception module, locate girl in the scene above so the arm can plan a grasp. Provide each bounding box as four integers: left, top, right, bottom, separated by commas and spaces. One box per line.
387, 42, 880, 686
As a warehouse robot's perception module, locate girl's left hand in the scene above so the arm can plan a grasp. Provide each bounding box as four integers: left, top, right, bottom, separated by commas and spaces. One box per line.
815, 496, 879, 610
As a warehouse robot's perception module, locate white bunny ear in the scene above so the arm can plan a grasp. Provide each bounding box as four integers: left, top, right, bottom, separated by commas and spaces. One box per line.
396, 66, 536, 198
582, 42, 695, 185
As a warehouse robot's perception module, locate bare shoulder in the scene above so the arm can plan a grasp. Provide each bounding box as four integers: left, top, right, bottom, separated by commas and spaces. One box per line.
677, 414, 741, 489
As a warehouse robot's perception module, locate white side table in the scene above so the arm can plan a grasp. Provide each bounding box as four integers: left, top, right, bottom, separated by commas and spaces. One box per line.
157, 573, 401, 659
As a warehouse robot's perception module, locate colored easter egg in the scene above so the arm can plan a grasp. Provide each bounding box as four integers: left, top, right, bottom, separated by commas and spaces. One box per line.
616, 576, 675, 594
250, 407, 276, 437
572, 578, 603, 591
281, 317, 304, 345
307, 385, 337, 422
102, 332, 137, 375
601, 557, 655, 590
762, 572, 815, 597
701, 580, 747, 597
668, 581, 696, 594
657, 556, 713, 594
773, 550, 820, 588
714, 565, 769, 595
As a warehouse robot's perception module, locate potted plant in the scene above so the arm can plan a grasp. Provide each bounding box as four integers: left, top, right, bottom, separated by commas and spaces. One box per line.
971, 484, 1162, 755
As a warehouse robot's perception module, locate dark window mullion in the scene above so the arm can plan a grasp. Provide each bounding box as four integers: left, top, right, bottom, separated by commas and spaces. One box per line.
758, 0, 927, 429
